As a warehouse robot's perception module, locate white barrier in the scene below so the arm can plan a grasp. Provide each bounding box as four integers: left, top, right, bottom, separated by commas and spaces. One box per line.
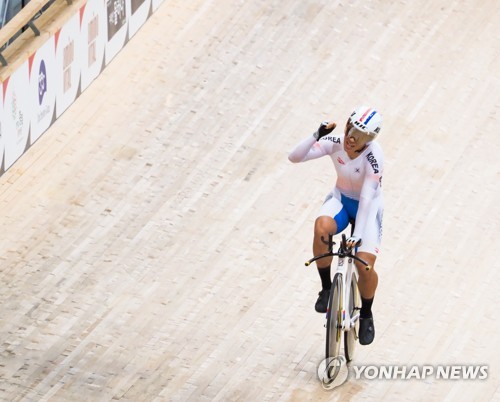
0, 0, 166, 176
3, 61, 30, 170
29, 37, 57, 143
0, 86, 4, 170
80, 0, 107, 92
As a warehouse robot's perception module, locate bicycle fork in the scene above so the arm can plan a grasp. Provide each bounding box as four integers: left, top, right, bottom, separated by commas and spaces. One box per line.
325, 257, 360, 331
343, 256, 360, 331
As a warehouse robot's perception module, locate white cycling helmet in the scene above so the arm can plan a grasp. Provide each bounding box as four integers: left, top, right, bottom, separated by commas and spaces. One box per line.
349, 106, 383, 139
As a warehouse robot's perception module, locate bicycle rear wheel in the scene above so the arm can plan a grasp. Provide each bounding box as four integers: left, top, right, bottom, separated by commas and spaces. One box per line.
326, 273, 343, 362
344, 273, 361, 362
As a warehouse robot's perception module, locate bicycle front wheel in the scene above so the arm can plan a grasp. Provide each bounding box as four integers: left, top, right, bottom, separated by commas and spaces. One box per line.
344, 273, 361, 362
326, 273, 343, 361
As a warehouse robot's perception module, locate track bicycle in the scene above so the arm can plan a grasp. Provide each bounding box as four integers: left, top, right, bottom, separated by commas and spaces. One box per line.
305, 227, 371, 370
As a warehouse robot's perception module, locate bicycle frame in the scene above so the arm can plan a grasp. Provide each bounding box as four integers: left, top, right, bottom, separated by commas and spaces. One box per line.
305, 233, 370, 332
336, 254, 358, 331
306, 231, 370, 367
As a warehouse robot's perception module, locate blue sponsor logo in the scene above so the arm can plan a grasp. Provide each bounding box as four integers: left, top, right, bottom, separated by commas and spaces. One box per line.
38, 60, 47, 105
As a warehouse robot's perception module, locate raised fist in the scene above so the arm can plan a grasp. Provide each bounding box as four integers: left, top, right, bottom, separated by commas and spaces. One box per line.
314, 121, 336, 141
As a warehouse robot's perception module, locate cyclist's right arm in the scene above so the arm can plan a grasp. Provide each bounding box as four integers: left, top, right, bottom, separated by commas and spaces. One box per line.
288, 122, 337, 163
289, 134, 340, 162
288, 136, 328, 162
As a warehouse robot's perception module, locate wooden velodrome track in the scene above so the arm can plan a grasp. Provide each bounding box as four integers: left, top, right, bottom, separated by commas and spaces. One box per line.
0, 0, 499, 401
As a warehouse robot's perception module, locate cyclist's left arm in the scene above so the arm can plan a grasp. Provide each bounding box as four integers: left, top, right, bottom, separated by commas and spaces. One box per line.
352, 147, 384, 241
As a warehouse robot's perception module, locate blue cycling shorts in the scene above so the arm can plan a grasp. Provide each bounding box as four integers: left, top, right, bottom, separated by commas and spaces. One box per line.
317, 189, 383, 255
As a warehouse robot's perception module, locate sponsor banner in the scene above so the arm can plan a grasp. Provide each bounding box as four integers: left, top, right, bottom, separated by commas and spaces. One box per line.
128, 0, 151, 38
151, 0, 165, 12
80, 0, 107, 91
0, 0, 165, 177
29, 38, 57, 143
55, 12, 82, 118
131, 0, 146, 14
2, 61, 31, 170
0, 82, 4, 173
105, 0, 128, 64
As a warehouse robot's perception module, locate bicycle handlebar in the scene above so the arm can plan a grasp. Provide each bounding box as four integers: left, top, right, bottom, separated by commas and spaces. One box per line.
305, 252, 371, 271
304, 233, 371, 271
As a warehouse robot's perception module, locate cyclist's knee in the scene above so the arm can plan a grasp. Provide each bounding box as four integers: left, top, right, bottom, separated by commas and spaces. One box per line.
356, 252, 377, 273
314, 216, 337, 239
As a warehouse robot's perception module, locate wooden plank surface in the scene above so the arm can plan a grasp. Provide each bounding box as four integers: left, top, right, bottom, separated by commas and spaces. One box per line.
0, 0, 499, 400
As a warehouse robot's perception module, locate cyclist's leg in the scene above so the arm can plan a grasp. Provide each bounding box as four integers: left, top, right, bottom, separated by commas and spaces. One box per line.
313, 215, 337, 313
336, 194, 378, 299
355, 252, 378, 299
313, 191, 349, 312
314, 191, 350, 259
356, 203, 383, 300
355, 252, 377, 345
355, 204, 383, 344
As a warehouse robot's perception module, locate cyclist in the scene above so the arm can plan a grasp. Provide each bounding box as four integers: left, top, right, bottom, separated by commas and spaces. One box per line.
288, 106, 384, 345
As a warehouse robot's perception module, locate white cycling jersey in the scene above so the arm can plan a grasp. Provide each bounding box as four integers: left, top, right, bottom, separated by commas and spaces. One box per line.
289, 132, 384, 254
